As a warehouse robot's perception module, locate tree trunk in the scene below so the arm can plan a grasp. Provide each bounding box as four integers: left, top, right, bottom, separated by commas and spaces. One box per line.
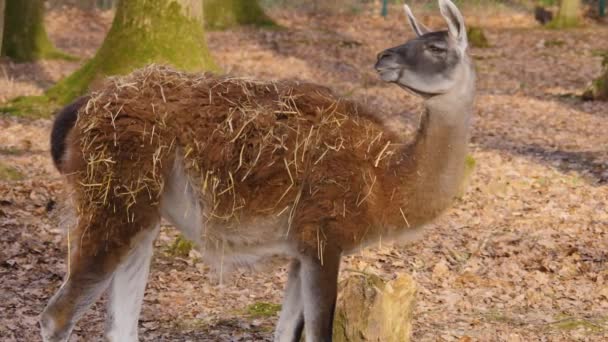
550, 0, 581, 28
591, 68, 608, 100
0, 0, 5, 54
204, 0, 275, 30
1, 0, 66, 62
46, 0, 217, 105
583, 55, 608, 101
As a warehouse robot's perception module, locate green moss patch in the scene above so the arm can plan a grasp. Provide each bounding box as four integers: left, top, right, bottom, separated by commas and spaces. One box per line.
166, 235, 195, 258
0, 147, 23, 155
544, 39, 565, 47
0, 95, 59, 118
546, 17, 580, 29
465, 154, 476, 171
245, 302, 281, 318
467, 27, 490, 48
0, 162, 24, 181
482, 310, 516, 324
456, 154, 476, 199
549, 316, 605, 333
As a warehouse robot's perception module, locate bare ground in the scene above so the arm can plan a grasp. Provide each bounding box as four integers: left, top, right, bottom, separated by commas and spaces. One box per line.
0, 5, 607, 342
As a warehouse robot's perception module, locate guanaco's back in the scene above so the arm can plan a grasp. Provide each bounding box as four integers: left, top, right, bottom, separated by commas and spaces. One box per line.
66, 66, 402, 256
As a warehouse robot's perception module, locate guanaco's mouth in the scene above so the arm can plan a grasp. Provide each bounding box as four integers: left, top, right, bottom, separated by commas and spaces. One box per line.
376, 66, 439, 98
375, 67, 399, 82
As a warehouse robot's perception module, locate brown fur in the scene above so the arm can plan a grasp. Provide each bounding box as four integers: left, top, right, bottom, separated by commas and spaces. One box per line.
64, 65, 450, 258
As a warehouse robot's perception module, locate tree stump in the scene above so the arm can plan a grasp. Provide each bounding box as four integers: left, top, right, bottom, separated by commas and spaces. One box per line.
582, 54, 608, 101
333, 273, 417, 342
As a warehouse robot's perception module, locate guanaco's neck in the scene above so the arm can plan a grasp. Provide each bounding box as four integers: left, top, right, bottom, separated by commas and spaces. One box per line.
390, 64, 475, 226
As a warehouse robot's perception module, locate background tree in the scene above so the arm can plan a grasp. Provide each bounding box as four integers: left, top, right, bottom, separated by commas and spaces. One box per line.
3, 0, 218, 116
0, 0, 5, 53
549, 0, 581, 28
204, 0, 275, 30
47, 0, 218, 104
49, 0, 114, 11
1, 0, 69, 62
583, 54, 608, 100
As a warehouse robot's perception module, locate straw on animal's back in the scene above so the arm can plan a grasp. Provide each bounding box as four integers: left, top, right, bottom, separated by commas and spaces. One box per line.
71, 65, 400, 252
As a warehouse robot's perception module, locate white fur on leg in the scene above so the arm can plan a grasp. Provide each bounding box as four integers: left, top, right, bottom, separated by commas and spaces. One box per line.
274, 261, 304, 342
105, 226, 159, 342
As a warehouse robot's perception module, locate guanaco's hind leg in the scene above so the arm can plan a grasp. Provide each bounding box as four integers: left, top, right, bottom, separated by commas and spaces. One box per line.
275, 260, 304, 342
105, 225, 159, 342
40, 214, 160, 342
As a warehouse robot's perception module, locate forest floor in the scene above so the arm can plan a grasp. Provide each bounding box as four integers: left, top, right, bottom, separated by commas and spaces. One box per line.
1, 5, 607, 342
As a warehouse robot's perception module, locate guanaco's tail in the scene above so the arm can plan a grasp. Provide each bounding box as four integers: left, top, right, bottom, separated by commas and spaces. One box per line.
50, 96, 89, 173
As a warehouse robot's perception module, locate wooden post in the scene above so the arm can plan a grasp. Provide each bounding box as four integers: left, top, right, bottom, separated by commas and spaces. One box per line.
334, 273, 417, 342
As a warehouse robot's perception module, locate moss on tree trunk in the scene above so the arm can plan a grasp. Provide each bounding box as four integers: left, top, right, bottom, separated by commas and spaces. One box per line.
45, 0, 218, 107
549, 0, 581, 28
0, 0, 217, 117
204, 0, 275, 30
1, 0, 70, 62
583, 54, 608, 101
589, 70, 608, 100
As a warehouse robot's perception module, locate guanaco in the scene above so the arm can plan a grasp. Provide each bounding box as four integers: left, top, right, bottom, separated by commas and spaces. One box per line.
41, 1, 475, 341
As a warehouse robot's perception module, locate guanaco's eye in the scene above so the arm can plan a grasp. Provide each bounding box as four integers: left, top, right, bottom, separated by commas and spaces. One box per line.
427, 44, 447, 53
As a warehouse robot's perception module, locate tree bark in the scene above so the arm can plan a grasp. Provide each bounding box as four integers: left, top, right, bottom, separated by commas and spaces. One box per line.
0, 0, 5, 54
204, 0, 275, 30
592, 68, 608, 100
1, 0, 65, 62
583, 55, 608, 101
551, 0, 581, 28
47, 0, 217, 105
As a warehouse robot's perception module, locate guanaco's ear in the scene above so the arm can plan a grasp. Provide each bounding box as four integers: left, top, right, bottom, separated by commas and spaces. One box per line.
404, 4, 430, 37
438, 0, 467, 49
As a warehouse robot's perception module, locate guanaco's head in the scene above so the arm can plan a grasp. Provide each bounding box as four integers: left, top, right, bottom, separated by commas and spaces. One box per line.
375, 0, 472, 98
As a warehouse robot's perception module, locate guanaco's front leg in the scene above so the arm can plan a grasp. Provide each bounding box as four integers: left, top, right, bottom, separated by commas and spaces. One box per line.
275, 260, 304, 342
299, 247, 341, 342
